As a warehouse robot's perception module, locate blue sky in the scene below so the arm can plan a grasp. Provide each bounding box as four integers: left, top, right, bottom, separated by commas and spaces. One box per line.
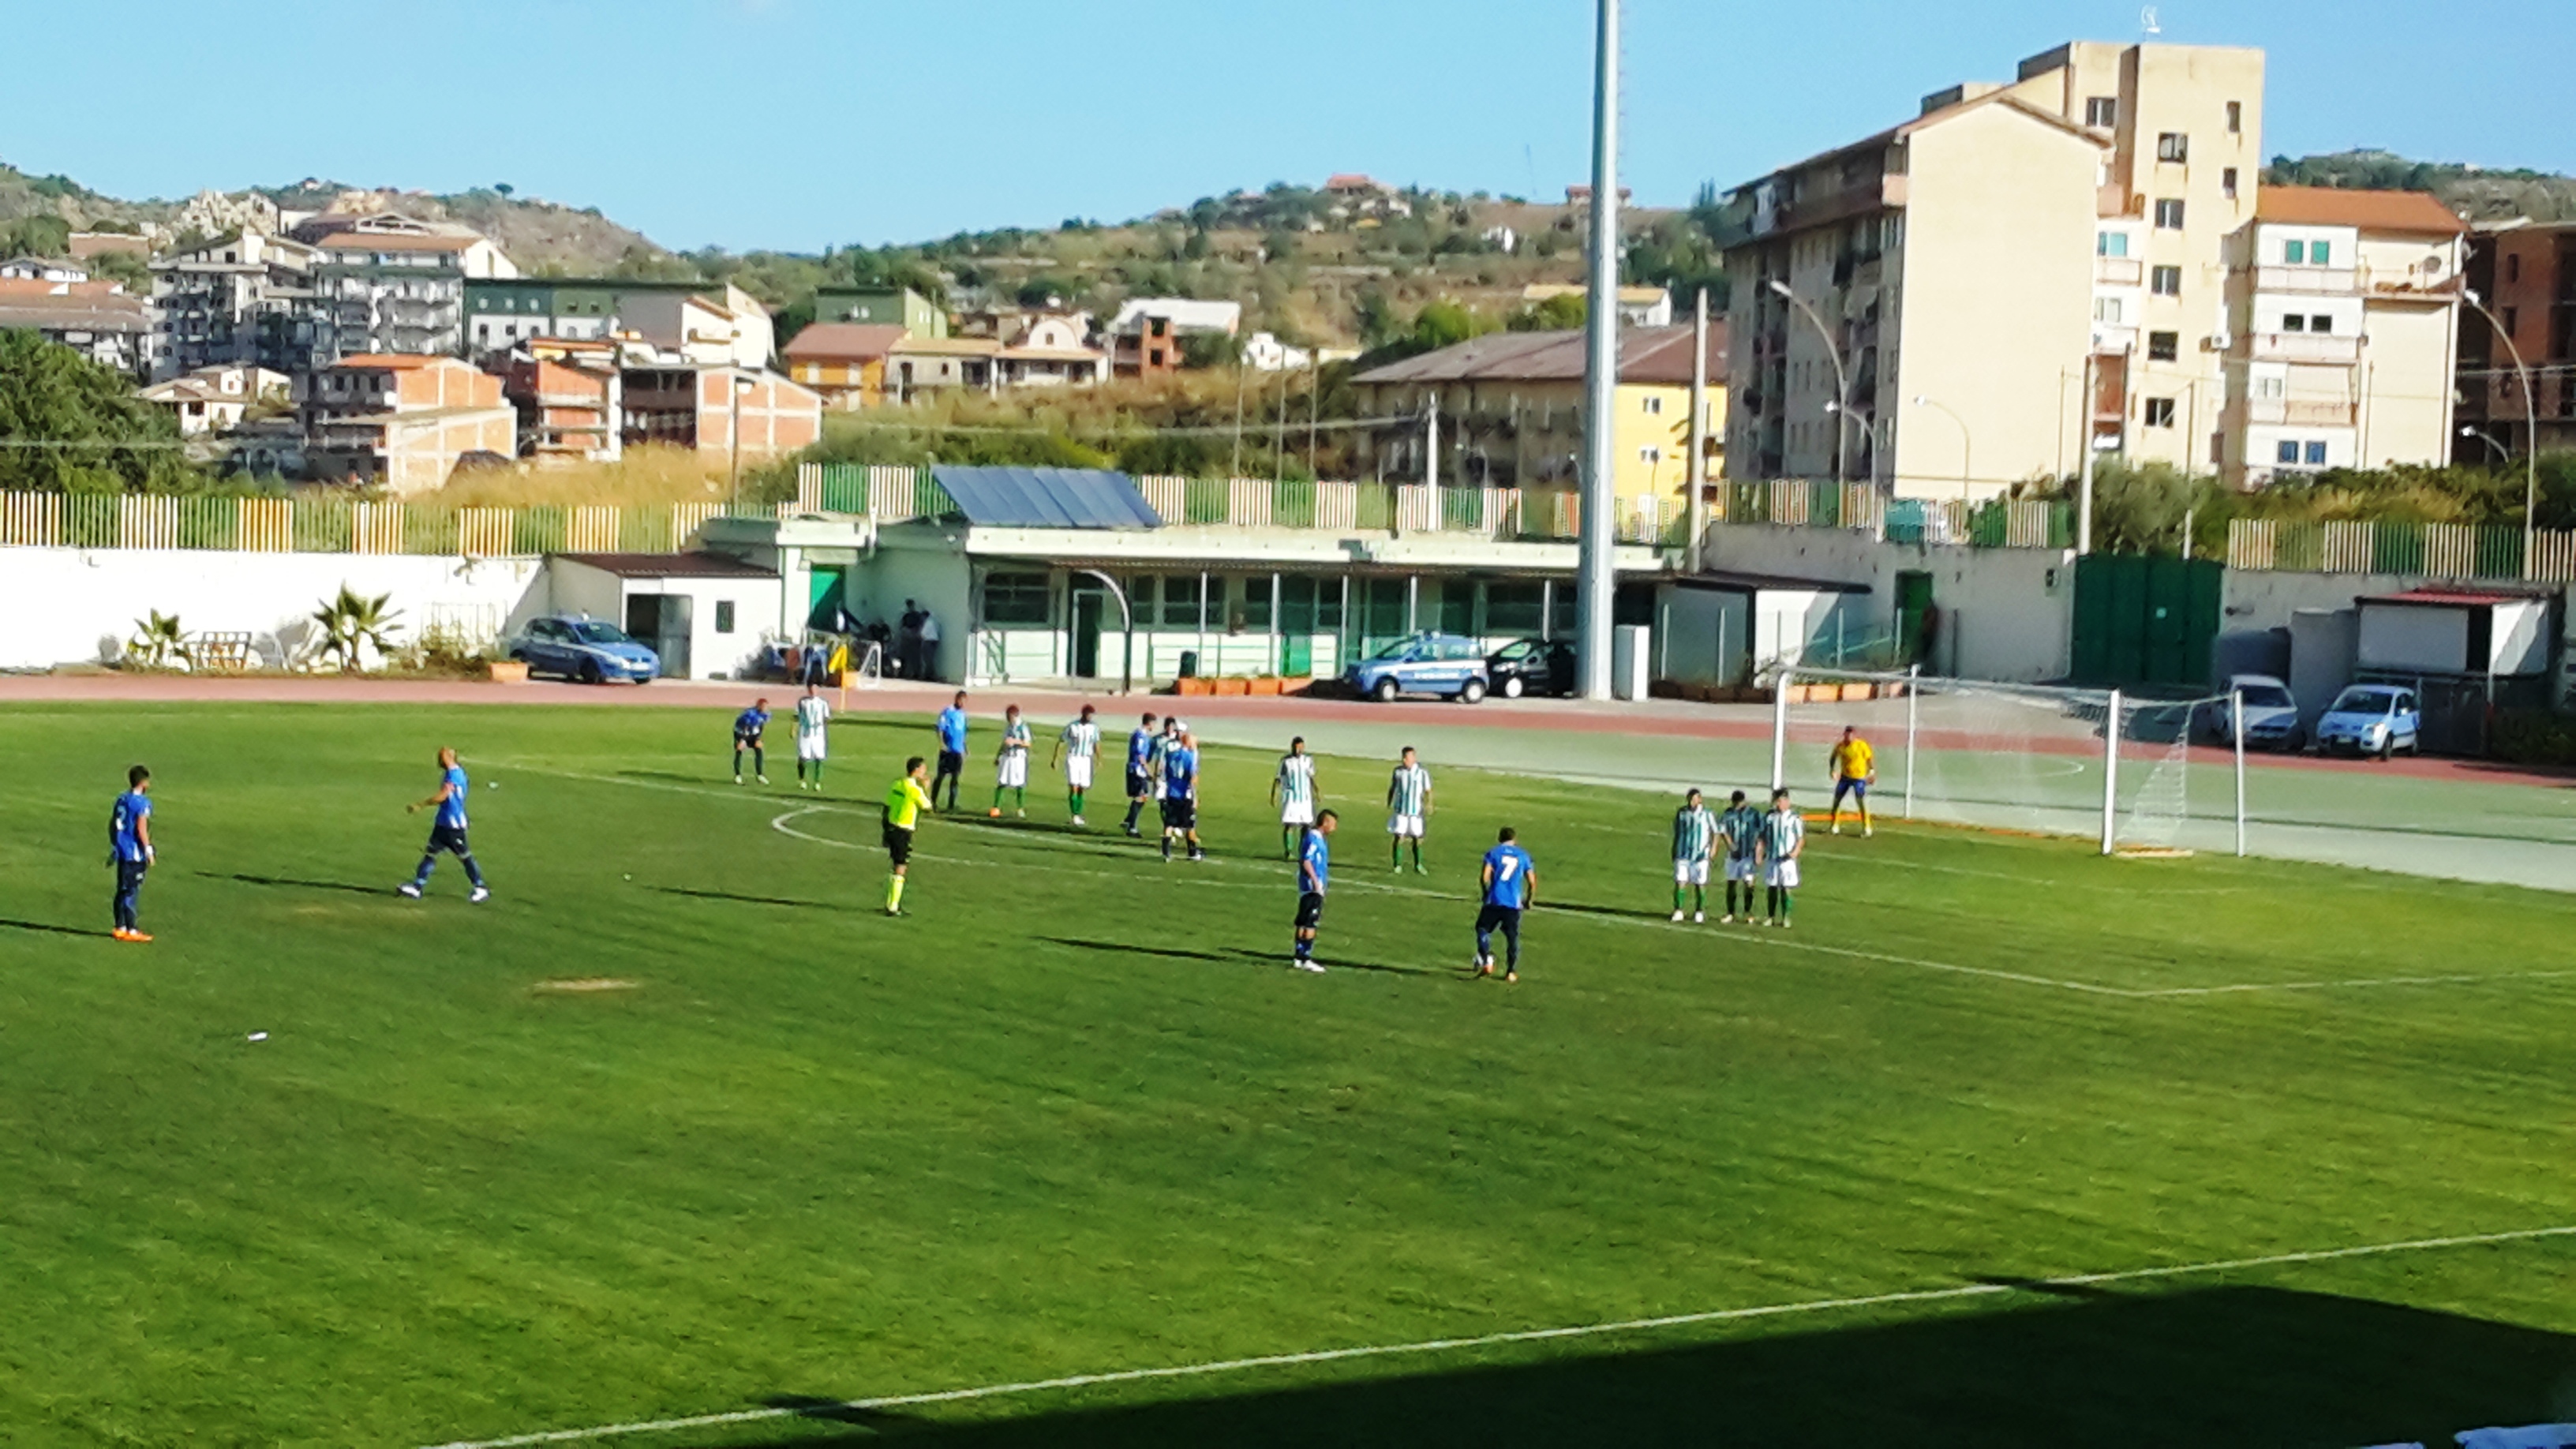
2, 0, 2566, 253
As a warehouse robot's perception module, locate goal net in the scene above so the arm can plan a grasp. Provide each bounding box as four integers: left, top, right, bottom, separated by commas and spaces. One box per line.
1774, 668, 2246, 856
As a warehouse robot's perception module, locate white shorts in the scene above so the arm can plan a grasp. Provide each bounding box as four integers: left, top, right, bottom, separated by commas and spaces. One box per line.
796, 736, 826, 762
1281, 800, 1316, 826
1065, 757, 1094, 789
1387, 814, 1425, 838
997, 754, 1028, 788
1767, 859, 1801, 889
1673, 859, 1710, 886
1725, 856, 1758, 884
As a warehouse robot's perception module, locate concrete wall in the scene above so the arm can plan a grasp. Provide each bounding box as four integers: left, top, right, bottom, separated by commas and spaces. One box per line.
1698, 525, 2076, 682
0, 548, 549, 670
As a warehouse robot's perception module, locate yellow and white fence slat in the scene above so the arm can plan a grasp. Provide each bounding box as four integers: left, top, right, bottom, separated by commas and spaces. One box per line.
119, 494, 178, 549
459, 507, 516, 558
1313, 481, 1358, 531
567, 506, 621, 552
350, 500, 404, 555
1394, 485, 1439, 532
0, 490, 62, 546
1226, 477, 1272, 528
2226, 519, 2275, 571
2320, 519, 2374, 573
237, 496, 291, 552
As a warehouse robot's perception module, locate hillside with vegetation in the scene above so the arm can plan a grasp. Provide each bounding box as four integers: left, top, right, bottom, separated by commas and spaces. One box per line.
2265, 149, 2576, 222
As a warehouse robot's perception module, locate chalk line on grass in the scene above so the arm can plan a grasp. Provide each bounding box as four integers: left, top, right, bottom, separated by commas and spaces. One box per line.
490, 765, 2575, 1003
419, 1221, 2576, 1449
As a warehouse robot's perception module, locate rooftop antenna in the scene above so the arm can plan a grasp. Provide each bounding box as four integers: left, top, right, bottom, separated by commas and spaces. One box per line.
2140, 6, 2161, 35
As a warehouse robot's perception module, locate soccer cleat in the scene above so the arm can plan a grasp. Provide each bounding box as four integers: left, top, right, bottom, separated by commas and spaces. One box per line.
1296, 960, 1326, 974
989, 807, 1003, 818
470, 887, 490, 904
733, 775, 743, 785
1672, 910, 1686, 923
1503, 971, 1518, 983
1069, 815, 1085, 827
397, 882, 422, 899
1693, 912, 1706, 923
757, 775, 769, 785
1829, 824, 1841, 835
1863, 826, 1874, 837
1720, 913, 1735, 924
1189, 849, 1205, 862
1016, 808, 1027, 819
121, 929, 152, 942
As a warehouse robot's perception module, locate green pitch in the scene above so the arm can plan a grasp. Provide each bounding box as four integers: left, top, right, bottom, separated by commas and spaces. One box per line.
2, 702, 2573, 1447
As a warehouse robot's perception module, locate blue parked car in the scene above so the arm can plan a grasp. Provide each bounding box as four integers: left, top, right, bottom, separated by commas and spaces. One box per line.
506, 615, 660, 684
2313, 683, 2421, 759
1343, 632, 1491, 704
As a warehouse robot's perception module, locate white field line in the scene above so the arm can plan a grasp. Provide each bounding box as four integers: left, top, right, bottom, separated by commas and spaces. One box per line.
418, 1221, 2576, 1449
489, 765, 2576, 1002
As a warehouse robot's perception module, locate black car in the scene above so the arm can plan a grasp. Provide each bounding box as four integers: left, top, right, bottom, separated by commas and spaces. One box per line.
1485, 638, 1574, 698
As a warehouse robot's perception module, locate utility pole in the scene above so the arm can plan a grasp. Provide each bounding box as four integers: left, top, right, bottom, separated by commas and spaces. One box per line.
2462, 290, 2541, 579
1574, 0, 1622, 700
1231, 360, 1246, 477
1687, 286, 1709, 574
2076, 353, 2099, 555
1424, 393, 1441, 489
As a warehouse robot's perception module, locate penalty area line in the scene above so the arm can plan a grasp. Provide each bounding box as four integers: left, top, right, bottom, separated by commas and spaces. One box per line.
419, 1221, 2576, 1449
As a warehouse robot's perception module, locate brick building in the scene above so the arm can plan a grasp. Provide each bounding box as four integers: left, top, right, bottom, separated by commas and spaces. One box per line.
2458, 219, 2576, 460
301, 354, 516, 494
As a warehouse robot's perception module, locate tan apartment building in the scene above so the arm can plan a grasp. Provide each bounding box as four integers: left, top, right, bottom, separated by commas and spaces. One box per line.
620, 365, 821, 461
1348, 325, 1728, 499
1724, 40, 2270, 496
782, 323, 905, 409
2223, 186, 2463, 485
300, 354, 516, 494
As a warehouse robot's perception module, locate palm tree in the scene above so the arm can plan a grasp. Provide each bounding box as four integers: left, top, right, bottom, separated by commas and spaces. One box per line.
311, 586, 402, 673
126, 610, 191, 669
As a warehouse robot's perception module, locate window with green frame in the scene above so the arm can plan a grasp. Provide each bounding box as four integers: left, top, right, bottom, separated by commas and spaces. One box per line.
1315, 575, 1345, 630
1125, 575, 1156, 625
1436, 582, 1473, 637
981, 571, 1050, 626
1159, 574, 1203, 627
1485, 581, 1544, 634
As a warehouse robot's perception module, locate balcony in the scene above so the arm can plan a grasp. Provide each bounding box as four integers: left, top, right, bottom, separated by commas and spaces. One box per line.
2255, 264, 2360, 296
2364, 268, 2463, 303
2248, 397, 2359, 427
2250, 331, 2363, 365
2095, 256, 2144, 286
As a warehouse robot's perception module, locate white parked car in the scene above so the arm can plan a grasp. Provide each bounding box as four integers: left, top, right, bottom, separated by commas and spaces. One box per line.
2313, 683, 2423, 759
2204, 673, 2302, 751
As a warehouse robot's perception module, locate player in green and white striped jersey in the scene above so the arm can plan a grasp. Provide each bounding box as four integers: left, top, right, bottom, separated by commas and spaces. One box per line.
792, 683, 832, 792
1271, 736, 1320, 858
990, 705, 1033, 818
1670, 788, 1717, 923
1385, 747, 1433, 873
1717, 789, 1763, 923
1758, 787, 1806, 927
1050, 703, 1101, 826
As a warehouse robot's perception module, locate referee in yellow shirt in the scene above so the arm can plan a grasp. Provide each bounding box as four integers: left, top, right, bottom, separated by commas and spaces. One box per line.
1827, 726, 1876, 837
882, 755, 935, 915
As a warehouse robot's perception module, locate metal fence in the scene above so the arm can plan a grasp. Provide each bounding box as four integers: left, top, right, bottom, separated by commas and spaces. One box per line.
2226, 518, 2576, 583
1715, 480, 2074, 550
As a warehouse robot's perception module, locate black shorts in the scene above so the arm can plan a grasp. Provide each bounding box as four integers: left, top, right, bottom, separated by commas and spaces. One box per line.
1126, 769, 1151, 799
1159, 797, 1196, 831
882, 822, 913, 867
1294, 892, 1324, 930
1475, 903, 1523, 936
735, 732, 762, 750
935, 750, 964, 777
425, 822, 472, 856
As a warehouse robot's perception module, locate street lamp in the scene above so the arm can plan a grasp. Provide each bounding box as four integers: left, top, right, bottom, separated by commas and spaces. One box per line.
2462, 288, 2540, 579
1910, 395, 1972, 500
1767, 278, 1852, 484
2460, 424, 2510, 466
728, 373, 756, 510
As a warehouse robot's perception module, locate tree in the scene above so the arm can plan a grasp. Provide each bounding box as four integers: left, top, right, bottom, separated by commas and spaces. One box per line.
0, 331, 201, 492
0, 215, 73, 258
1508, 293, 1587, 331
311, 586, 402, 673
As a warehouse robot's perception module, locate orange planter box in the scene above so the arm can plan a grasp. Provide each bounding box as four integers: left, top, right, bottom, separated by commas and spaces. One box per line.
487, 661, 530, 684
1215, 676, 1251, 696
1247, 676, 1285, 696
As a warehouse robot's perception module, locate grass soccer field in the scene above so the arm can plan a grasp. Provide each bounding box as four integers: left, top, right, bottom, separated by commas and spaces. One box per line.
3, 698, 2574, 1447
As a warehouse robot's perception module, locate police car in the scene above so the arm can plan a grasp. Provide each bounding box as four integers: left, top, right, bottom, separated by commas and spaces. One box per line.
505, 615, 661, 683
1342, 632, 1492, 703
2313, 683, 2422, 759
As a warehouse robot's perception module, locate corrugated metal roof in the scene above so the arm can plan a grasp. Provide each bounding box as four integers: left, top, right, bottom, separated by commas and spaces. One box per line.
552, 552, 779, 578
930, 466, 1163, 530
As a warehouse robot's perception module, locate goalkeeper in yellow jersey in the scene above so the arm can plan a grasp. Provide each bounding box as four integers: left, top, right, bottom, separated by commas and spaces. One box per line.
1827, 726, 1875, 837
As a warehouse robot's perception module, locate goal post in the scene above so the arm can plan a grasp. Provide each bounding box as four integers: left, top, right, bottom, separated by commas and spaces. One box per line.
1771, 667, 2248, 858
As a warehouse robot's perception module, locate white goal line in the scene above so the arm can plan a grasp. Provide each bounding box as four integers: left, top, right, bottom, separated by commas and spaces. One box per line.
418, 1222, 2576, 1449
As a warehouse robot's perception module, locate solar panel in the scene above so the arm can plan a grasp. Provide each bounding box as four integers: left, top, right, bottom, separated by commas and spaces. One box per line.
928, 466, 1163, 530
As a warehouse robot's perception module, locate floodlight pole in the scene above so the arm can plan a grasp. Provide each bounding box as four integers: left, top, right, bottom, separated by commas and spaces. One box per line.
2099, 687, 2122, 857
1573, 0, 1623, 701
2462, 290, 2540, 579
1074, 568, 1136, 695
2231, 686, 2247, 857
1687, 286, 1709, 574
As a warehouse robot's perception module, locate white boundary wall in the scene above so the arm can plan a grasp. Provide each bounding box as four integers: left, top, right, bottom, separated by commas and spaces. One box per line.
0, 548, 551, 670
1699, 525, 2076, 683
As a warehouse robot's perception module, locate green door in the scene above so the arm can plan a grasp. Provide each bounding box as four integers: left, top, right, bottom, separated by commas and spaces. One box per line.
1279, 577, 1317, 676
2072, 555, 2223, 688
1894, 570, 1934, 666
1070, 590, 1103, 677
806, 564, 847, 631
1364, 578, 1410, 655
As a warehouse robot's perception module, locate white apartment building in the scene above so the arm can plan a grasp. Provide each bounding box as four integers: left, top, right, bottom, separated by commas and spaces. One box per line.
2224, 186, 2464, 485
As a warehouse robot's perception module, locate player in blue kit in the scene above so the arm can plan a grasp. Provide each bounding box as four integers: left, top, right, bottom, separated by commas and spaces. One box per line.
400, 747, 489, 902
932, 691, 970, 811
1159, 730, 1204, 862
1474, 827, 1537, 983
1290, 809, 1339, 973
731, 698, 770, 784
1120, 711, 1160, 837
107, 764, 155, 942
